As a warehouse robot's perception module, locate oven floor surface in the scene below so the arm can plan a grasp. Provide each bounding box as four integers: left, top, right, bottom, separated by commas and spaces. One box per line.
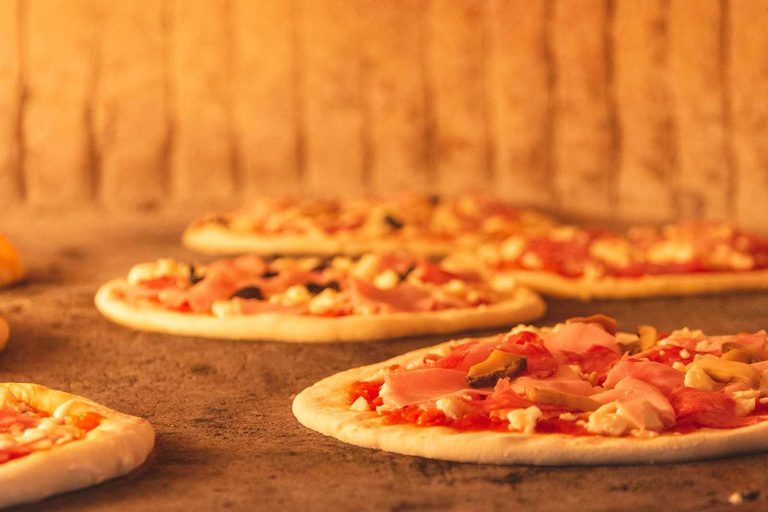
2, 211, 767, 512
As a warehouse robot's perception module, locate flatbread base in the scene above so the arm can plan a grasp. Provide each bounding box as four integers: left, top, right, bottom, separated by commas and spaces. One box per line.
293, 339, 768, 465
496, 269, 768, 300
0, 383, 155, 508
94, 279, 546, 343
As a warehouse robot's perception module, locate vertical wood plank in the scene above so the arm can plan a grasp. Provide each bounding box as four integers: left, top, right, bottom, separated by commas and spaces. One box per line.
730, 1, 768, 232
551, 0, 614, 219
490, 0, 553, 207
0, 0, 21, 203
300, 0, 365, 196
24, 0, 96, 207
614, 0, 675, 223
427, 0, 491, 195
233, 0, 297, 197
669, 0, 731, 220
96, 0, 168, 208
362, 0, 429, 194
170, 0, 233, 204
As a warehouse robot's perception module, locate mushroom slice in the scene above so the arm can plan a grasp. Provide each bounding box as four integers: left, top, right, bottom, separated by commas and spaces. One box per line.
685, 358, 761, 389
637, 325, 658, 352
721, 342, 768, 364
566, 314, 617, 336
525, 386, 600, 412
466, 350, 527, 388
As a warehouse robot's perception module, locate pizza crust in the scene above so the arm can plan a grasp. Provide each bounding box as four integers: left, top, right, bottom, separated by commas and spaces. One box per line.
94, 279, 546, 343
0, 265, 25, 289
497, 269, 768, 300
182, 223, 461, 257
0, 383, 155, 508
293, 339, 768, 465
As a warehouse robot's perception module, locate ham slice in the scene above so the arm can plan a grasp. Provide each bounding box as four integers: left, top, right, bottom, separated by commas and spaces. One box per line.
603, 360, 684, 396
382, 369, 469, 408
497, 331, 559, 378
591, 377, 675, 429
416, 260, 481, 285
431, 340, 499, 372
544, 323, 620, 361
670, 386, 756, 428
559, 345, 620, 376
348, 278, 435, 312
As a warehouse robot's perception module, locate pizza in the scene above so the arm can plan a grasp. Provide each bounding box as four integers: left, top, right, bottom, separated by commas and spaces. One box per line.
182, 194, 557, 257
293, 315, 768, 465
0, 383, 154, 508
0, 235, 25, 288
0, 316, 9, 352
471, 221, 768, 299
94, 253, 545, 343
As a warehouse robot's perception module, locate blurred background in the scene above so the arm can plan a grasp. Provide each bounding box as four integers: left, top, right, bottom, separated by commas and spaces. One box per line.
0, 0, 767, 230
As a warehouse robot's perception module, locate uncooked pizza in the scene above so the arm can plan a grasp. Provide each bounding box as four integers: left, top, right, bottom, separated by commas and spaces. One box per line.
95, 254, 545, 342
294, 315, 768, 464
182, 194, 557, 257
471, 221, 768, 299
0, 383, 154, 508
0, 235, 25, 288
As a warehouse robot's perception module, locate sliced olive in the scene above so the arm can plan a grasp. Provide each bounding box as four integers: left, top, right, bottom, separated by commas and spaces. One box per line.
232, 287, 264, 300
261, 270, 279, 279
686, 358, 761, 388
189, 264, 204, 285
311, 262, 329, 272
467, 350, 527, 388
566, 314, 617, 336
721, 342, 768, 363
306, 281, 341, 295
525, 386, 600, 412
399, 263, 417, 281
384, 215, 404, 230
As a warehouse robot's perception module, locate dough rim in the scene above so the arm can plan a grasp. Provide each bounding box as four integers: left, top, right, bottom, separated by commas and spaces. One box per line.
293, 337, 768, 465
0, 383, 155, 508
94, 279, 546, 343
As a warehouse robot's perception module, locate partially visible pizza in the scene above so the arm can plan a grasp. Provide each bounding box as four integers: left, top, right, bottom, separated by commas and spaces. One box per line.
0, 235, 25, 288
94, 253, 545, 342
294, 316, 768, 465
471, 221, 768, 299
0, 383, 154, 508
182, 194, 557, 257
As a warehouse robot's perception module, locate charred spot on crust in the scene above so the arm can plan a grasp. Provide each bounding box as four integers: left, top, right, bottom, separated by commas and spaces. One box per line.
384, 215, 404, 230
261, 270, 279, 279
306, 281, 341, 295
232, 287, 264, 300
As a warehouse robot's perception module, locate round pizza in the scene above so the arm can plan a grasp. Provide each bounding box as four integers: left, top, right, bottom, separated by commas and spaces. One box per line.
95, 253, 545, 343
294, 315, 768, 465
471, 221, 768, 299
0, 383, 154, 508
182, 194, 557, 257
0, 235, 25, 288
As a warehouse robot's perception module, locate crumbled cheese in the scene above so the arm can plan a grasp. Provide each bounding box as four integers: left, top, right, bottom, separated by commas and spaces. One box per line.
350, 397, 370, 412
444, 279, 468, 294
559, 412, 578, 422
647, 241, 695, 264
272, 285, 312, 306
733, 397, 757, 417
490, 274, 517, 293
672, 362, 686, 372
729, 492, 744, 505
684, 365, 716, 390
373, 269, 400, 290
520, 252, 543, 270
351, 254, 381, 281
548, 226, 579, 242
435, 397, 473, 420
679, 349, 691, 359
211, 300, 237, 318
586, 403, 629, 437
506, 406, 543, 434
308, 288, 338, 315
668, 327, 706, 340
331, 256, 354, 271
695, 340, 711, 352
127, 258, 188, 285
500, 236, 526, 261
589, 238, 633, 268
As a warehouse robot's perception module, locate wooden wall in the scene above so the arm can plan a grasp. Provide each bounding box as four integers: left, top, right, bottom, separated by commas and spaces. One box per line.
1, 0, 768, 230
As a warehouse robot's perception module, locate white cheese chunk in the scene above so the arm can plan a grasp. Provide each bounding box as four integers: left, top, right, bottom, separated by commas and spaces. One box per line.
647, 241, 695, 264
435, 397, 473, 420
350, 397, 371, 412
589, 238, 632, 268
586, 403, 629, 437
506, 406, 543, 434
308, 288, 338, 315
684, 365, 716, 390
733, 397, 757, 417
373, 269, 400, 290
500, 236, 526, 261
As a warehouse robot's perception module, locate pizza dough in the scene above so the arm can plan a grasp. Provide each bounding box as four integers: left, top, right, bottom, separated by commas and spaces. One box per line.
95, 278, 545, 343
0, 383, 155, 508
182, 195, 557, 257
293, 324, 768, 465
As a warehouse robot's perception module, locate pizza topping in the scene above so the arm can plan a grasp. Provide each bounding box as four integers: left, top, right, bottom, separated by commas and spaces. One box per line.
348, 323, 768, 437
466, 351, 527, 388
565, 314, 618, 336
232, 286, 264, 300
